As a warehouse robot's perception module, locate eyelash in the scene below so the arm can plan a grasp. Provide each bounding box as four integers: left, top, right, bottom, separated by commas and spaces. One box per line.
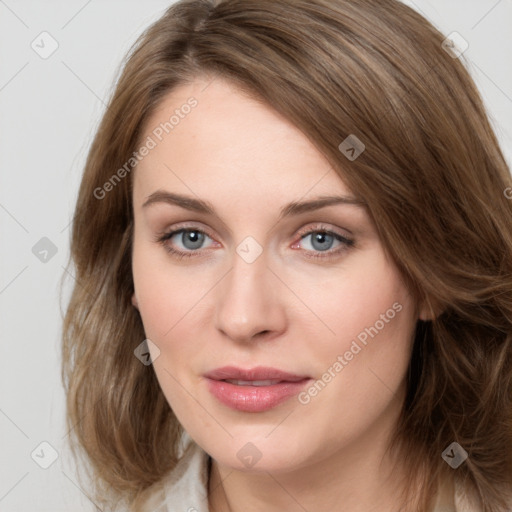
153, 223, 355, 261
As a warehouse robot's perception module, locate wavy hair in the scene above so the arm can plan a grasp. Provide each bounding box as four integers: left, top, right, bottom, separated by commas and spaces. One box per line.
61, 0, 512, 510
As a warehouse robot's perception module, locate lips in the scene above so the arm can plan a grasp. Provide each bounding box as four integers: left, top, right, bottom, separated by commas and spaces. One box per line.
203, 366, 312, 412
203, 365, 309, 383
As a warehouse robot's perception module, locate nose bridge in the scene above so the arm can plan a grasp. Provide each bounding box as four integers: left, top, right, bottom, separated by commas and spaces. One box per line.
214, 242, 285, 342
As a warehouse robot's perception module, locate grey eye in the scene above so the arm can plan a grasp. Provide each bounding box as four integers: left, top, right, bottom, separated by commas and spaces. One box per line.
177, 230, 207, 250
302, 232, 338, 252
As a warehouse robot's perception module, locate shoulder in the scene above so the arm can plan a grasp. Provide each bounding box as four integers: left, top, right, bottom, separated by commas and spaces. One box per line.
433, 477, 512, 512
453, 480, 512, 512
453, 480, 481, 512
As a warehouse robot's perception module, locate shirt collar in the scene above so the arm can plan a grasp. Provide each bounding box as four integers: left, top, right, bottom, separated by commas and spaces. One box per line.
162, 430, 211, 512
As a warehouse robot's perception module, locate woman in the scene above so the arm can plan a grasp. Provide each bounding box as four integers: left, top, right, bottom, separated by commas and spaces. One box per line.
61, 0, 512, 511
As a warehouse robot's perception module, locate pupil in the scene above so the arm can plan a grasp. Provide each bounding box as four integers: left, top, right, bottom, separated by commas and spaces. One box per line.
183, 230, 204, 249
313, 232, 333, 251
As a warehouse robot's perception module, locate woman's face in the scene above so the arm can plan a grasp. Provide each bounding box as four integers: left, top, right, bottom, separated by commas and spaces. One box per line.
131, 77, 423, 473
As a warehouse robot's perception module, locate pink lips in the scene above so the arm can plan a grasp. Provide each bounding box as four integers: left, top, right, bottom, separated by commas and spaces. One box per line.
204, 366, 312, 412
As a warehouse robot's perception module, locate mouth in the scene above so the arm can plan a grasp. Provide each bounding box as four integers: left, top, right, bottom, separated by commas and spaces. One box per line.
203, 366, 312, 412
222, 379, 292, 386
204, 365, 309, 382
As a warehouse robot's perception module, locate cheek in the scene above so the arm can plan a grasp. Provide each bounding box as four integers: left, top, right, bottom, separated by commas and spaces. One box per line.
132, 239, 194, 336
298, 247, 417, 414
295, 259, 415, 443
132, 240, 216, 373
306, 247, 413, 351
131, 245, 201, 406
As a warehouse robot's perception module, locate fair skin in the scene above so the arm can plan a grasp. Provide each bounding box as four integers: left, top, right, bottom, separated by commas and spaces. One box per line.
131, 76, 429, 512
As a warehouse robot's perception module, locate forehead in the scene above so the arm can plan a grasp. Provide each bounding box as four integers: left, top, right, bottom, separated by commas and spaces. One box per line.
133, 77, 354, 204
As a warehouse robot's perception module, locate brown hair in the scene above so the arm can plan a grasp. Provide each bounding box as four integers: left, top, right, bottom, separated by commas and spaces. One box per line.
61, 0, 512, 510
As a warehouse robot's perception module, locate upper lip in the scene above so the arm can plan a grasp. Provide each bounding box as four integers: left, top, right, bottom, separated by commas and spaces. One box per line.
204, 366, 310, 382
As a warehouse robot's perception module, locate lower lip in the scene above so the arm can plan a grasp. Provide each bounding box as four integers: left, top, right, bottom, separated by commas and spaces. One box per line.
205, 378, 312, 412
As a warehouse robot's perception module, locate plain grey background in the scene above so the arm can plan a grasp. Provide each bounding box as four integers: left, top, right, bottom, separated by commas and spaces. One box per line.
1, 1, 511, 510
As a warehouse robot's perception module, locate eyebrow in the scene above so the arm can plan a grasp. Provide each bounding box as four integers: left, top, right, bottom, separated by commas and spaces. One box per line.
142, 190, 367, 220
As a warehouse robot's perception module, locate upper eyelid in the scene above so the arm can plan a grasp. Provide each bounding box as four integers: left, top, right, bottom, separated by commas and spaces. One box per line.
296, 223, 350, 238
163, 222, 216, 240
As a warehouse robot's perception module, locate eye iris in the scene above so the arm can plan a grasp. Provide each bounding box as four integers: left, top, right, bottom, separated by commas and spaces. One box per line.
182, 230, 204, 250
311, 232, 334, 251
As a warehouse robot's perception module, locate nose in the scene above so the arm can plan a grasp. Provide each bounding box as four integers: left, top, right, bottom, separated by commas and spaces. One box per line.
214, 247, 287, 343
